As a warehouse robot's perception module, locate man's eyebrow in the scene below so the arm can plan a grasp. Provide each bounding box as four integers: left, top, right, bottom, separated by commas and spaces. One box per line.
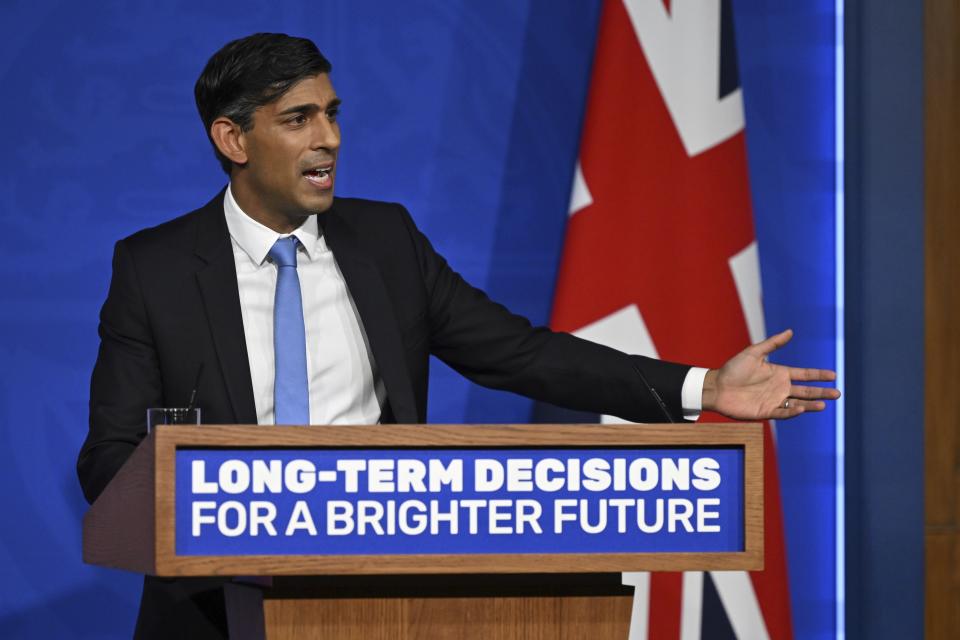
275, 98, 342, 117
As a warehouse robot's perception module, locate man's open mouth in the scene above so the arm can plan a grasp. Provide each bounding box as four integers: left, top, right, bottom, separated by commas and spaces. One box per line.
303, 166, 333, 188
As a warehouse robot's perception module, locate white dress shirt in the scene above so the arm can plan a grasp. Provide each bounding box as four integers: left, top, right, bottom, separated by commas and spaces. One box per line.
224, 186, 384, 425
681, 367, 707, 420
223, 187, 706, 424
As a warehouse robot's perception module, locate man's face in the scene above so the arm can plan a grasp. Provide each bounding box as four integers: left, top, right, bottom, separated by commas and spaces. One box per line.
235, 73, 341, 221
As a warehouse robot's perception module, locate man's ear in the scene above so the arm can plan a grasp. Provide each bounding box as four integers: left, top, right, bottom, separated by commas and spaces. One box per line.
209, 117, 248, 166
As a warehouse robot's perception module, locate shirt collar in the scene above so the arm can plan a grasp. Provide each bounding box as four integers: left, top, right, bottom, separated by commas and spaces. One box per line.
223, 184, 326, 266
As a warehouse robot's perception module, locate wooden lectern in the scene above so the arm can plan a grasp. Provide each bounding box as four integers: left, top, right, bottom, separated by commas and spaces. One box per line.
83, 424, 762, 639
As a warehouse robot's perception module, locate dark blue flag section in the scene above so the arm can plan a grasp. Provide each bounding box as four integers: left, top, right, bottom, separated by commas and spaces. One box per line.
174, 448, 744, 557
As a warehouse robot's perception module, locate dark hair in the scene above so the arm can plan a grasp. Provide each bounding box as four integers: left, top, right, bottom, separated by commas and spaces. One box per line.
194, 33, 332, 175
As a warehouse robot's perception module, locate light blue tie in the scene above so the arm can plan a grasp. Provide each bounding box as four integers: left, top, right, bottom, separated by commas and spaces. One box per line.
269, 237, 309, 425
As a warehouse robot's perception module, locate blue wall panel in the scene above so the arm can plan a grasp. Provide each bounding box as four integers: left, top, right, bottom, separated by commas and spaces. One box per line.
736, 3, 840, 638
0, 2, 846, 638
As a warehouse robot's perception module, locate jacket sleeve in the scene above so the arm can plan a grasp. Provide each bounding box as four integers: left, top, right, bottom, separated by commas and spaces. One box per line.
395, 205, 693, 423
78, 239, 163, 504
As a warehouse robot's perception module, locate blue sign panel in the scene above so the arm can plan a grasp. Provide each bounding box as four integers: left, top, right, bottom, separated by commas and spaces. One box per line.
174, 448, 743, 556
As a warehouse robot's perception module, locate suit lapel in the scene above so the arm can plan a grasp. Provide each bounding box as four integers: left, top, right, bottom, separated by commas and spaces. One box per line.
323, 207, 419, 423
193, 192, 259, 424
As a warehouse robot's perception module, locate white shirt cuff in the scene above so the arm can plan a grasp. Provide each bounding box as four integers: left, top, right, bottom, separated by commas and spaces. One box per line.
681, 367, 709, 420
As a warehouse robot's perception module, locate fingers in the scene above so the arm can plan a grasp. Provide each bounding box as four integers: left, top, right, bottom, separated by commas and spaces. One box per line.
770, 398, 829, 420
791, 398, 827, 412
788, 366, 837, 382
789, 385, 842, 400
748, 328, 793, 358
774, 385, 840, 420
769, 403, 806, 420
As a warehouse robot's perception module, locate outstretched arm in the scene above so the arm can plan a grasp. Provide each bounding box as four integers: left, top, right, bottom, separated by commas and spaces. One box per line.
701, 328, 839, 420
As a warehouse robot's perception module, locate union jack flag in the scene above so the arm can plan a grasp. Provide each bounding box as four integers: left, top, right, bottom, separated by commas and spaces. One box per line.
552, 1, 792, 637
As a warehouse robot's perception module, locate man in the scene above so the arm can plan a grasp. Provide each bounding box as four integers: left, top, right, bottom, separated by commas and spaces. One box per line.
78, 33, 838, 639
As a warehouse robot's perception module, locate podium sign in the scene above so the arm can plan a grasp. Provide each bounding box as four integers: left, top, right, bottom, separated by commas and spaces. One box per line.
83, 423, 762, 576
177, 447, 744, 557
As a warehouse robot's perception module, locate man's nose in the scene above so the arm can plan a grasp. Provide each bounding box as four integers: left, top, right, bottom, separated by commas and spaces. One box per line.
311, 117, 340, 151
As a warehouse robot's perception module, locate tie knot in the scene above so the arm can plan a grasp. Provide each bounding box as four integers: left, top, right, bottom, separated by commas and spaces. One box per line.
269, 236, 299, 268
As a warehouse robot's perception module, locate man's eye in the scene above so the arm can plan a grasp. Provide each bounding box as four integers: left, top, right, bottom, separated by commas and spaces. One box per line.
289, 114, 307, 126
326, 108, 340, 122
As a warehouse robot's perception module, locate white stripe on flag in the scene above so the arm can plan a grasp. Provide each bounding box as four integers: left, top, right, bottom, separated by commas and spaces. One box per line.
680, 571, 705, 640
623, 571, 651, 640
710, 571, 771, 640
728, 241, 767, 345
569, 161, 593, 216
622, 0, 745, 157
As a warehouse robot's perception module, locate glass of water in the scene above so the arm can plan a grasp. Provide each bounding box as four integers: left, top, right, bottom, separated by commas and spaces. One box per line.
146, 407, 201, 433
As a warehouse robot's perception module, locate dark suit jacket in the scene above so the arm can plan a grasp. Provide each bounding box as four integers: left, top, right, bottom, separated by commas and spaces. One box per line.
78, 190, 692, 637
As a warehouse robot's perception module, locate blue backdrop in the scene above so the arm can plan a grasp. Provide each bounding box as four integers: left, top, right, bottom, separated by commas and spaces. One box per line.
0, 1, 840, 638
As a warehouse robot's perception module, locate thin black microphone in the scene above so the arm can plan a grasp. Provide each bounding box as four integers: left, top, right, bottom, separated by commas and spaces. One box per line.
186, 362, 204, 412
632, 363, 677, 423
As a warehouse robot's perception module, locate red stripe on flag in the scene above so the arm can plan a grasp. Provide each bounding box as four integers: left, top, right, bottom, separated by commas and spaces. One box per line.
649, 572, 683, 639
